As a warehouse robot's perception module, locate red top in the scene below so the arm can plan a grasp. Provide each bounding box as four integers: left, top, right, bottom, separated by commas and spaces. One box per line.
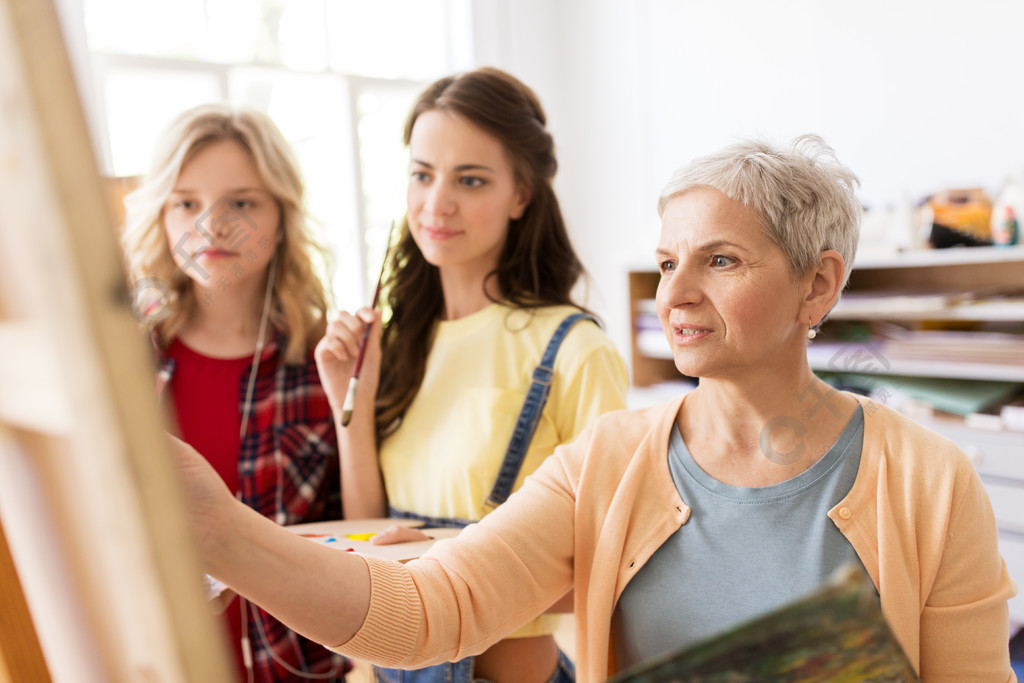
166, 339, 253, 681
166, 339, 253, 494
158, 334, 346, 681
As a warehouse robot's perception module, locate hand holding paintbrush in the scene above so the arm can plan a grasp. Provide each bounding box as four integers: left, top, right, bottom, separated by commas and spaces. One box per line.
315, 222, 395, 427
339, 275, 384, 426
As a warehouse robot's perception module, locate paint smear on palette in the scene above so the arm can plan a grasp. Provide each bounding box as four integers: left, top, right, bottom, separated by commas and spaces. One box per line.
298, 533, 354, 552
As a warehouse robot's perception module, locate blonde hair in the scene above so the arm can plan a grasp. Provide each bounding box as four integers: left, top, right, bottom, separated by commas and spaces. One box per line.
658, 134, 862, 293
121, 104, 329, 364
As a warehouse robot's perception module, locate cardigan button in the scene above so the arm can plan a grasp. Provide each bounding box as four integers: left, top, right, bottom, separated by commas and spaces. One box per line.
838, 507, 852, 520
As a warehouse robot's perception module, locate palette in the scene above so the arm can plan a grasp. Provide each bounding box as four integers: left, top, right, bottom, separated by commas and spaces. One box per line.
285, 518, 462, 563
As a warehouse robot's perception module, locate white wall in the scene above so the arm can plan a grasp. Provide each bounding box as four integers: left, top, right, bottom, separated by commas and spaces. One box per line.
477, 0, 1024, 371
57, 0, 1024, 374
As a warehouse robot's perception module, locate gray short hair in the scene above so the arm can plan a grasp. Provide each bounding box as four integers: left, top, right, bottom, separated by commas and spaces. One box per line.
658, 135, 861, 293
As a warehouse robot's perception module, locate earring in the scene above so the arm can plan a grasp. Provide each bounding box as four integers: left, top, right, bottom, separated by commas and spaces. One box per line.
807, 318, 817, 340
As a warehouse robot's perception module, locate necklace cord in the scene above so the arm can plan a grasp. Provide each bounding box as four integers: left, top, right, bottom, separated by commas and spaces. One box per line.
239, 252, 277, 441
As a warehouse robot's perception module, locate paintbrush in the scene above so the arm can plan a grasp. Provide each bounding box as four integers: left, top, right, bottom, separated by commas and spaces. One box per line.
340, 221, 395, 427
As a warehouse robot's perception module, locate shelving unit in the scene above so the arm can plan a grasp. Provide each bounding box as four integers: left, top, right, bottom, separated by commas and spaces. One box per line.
628, 270, 679, 387
627, 245, 1024, 624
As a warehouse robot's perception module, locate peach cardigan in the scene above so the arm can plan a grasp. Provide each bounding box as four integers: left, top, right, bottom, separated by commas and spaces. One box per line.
336, 394, 1017, 682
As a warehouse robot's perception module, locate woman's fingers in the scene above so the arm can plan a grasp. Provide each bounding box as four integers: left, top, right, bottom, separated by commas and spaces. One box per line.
370, 525, 431, 545
315, 334, 351, 364
322, 309, 380, 357
314, 308, 385, 414
322, 314, 367, 359
355, 307, 378, 326
315, 309, 383, 413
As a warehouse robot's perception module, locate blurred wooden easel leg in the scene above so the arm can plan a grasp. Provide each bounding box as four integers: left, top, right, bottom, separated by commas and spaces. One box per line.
0, 0, 235, 680
0, 512, 50, 683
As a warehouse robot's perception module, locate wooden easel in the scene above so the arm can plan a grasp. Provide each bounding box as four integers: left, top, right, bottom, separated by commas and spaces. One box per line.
0, 0, 233, 680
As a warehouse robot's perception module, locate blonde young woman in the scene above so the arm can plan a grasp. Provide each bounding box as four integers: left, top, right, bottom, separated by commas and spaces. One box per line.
122, 104, 349, 682
172, 134, 1016, 682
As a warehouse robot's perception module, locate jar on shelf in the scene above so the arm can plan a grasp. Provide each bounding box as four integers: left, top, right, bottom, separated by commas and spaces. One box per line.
990, 171, 1024, 247
993, 206, 1019, 246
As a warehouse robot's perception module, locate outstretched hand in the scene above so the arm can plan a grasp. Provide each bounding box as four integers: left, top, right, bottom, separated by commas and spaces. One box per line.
166, 434, 233, 555
168, 435, 374, 646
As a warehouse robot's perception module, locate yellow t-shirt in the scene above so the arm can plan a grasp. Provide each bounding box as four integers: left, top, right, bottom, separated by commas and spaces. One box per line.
379, 302, 628, 637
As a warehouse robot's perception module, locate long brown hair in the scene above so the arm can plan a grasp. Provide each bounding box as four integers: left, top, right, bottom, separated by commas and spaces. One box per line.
375, 67, 585, 438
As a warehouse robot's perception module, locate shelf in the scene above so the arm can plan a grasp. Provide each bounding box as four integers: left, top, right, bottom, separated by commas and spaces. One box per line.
637, 333, 1024, 383
627, 380, 697, 410
829, 299, 1024, 322
807, 344, 1024, 382
631, 341, 1024, 383
918, 418, 1024, 476
635, 329, 672, 359
853, 245, 1024, 270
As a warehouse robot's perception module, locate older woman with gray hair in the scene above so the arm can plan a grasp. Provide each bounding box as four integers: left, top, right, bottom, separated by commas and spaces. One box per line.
175, 135, 1017, 682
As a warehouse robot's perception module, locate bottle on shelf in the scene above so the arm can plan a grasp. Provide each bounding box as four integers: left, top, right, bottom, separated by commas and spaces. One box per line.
990, 171, 1024, 247
993, 206, 1019, 247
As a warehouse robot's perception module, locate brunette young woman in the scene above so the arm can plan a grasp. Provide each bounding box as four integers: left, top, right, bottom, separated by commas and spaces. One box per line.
314, 68, 629, 683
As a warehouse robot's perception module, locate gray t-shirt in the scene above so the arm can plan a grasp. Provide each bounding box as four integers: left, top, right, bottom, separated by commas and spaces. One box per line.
613, 406, 865, 668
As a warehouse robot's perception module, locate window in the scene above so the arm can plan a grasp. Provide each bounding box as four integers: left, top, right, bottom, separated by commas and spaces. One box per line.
81, 0, 472, 310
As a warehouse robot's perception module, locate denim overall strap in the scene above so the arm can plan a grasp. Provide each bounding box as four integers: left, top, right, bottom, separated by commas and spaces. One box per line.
387, 506, 474, 529
378, 316, 592, 683
482, 312, 598, 512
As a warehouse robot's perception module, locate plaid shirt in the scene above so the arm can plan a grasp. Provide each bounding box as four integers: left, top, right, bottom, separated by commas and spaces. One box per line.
156, 332, 348, 681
